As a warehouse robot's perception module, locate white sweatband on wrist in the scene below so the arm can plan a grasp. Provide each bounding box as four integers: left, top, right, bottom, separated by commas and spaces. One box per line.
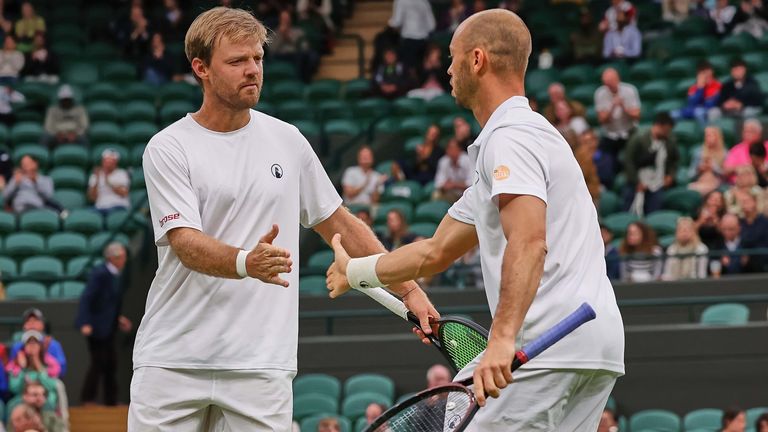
236, 249, 250, 278
346, 253, 386, 289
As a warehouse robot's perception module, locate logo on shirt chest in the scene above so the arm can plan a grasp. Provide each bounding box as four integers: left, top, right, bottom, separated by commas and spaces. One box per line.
271, 164, 284, 179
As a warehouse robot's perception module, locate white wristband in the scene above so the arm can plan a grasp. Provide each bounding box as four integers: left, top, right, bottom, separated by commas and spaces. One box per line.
236, 249, 249, 278
346, 253, 386, 289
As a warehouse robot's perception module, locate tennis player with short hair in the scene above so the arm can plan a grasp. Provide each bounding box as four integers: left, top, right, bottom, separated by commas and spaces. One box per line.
128, 7, 438, 431
327, 9, 624, 431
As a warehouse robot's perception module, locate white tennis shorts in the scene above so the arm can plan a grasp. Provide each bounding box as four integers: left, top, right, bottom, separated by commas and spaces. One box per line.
128, 367, 296, 431
454, 366, 619, 432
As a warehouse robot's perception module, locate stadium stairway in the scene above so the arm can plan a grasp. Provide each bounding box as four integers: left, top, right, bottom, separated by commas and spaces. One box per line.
316, 0, 392, 80
69, 406, 128, 432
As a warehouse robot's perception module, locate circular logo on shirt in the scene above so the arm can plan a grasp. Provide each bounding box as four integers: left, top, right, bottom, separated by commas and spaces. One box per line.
359, 280, 371, 288
271, 164, 283, 179
493, 165, 510, 181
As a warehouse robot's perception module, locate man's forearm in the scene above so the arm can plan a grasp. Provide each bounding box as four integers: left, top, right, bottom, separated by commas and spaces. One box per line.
167, 228, 241, 279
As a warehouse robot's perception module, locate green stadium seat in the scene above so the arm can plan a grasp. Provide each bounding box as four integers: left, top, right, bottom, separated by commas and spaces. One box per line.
410, 222, 437, 238
647, 35, 685, 61
324, 119, 362, 154
742, 51, 768, 71
293, 374, 341, 400
662, 187, 702, 216
4, 232, 45, 258
277, 100, 314, 122
47, 232, 88, 258
105, 210, 144, 233
89, 122, 123, 144
18, 209, 59, 234
49, 23, 85, 43
0, 123, 8, 143
293, 394, 338, 421
293, 120, 322, 150
684, 408, 723, 431
87, 101, 120, 123
271, 80, 305, 101
5, 282, 47, 300
629, 409, 681, 432
710, 118, 737, 147
130, 146, 145, 167
13, 144, 49, 167
392, 97, 425, 116
101, 61, 137, 83
645, 210, 682, 236
317, 100, 351, 121
341, 392, 391, 422
48, 281, 86, 300
63, 62, 99, 87
747, 407, 768, 428
158, 82, 199, 105
131, 168, 144, 190
305, 79, 342, 102
673, 120, 703, 146
63, 210, 104, 235
354, 98, 391, 121
14, 82, 53, 107
640, 80, 673, 103
684, 36, 717, 57
720, 33, 758, 53
0, 212, 16, 235
599, 190, 621, 218
83, 42, 118, 63
344, 374, 395, 401
0, 256, 17, 277
414, 201, 450, 224
658, 234, 675, 248
89, 232, 130, 254
525, 68, 558, 96
700, 303, 749, 325
675, 17, 710, 38
50, 166, 87, 190
603, 212, 639, 237
300, 414, 351, 432
654, 99, 685, 116
343, 78, 370, 100
20, 256, 64, 278
84, 82, 121, 104
306, 250, 334, 275
399, 116, 432, 138
570, 84, 599, 106
264, 61, 298, 81
425, 94, 459, 117
381, 181, 423, 204
664, 57, 698, 79
10, 123, 45, 146
123, 101, 157, 124
559, 64, 592, 86
353, 417, 368, 432
123, 122, 158, 146
706, 54, 732, 76
404, 136, 422, 153
374, 202, 413, 225
123, 83, 156, 104
629, 60, 661, 83
299, 275, 327, 295
66, 255, 101, 278
756, 72, 768, 94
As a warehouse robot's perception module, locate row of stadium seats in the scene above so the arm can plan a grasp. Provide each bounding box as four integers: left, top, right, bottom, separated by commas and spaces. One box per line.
4, 280, 86, 301
0, 122, 157, 148
2, 146, 148, 173
0, 231, 130, 261
624, 407, 767, 432
0, 209, 144, 237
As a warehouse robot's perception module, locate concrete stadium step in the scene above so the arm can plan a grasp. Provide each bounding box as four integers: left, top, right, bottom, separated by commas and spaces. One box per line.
69, 406, 128, 432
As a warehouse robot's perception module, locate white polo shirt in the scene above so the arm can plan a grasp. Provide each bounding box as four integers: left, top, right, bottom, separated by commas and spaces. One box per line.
133, 110, 342, 371
448, 96, 624, 374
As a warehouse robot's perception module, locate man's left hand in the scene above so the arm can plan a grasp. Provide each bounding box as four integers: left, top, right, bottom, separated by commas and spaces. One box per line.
472, 338, 515, 407
326, 233, 352, 298
402, 287, 440, 344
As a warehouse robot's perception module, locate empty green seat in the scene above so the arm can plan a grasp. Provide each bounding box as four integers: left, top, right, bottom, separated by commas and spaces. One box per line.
293, 393, 338, 421
743, 51, 768, 72
629, 409, 681, 432
83, 41, 118, 62
341, 392, 391, 422
299, 275, 327, 295
0, 212, 16, 235
414, 201, 450, 224
276, 100, 314, 122
159, 100, 195, 126
19, 209, 59, 234
123, 83, 156, 104
47, 232, 88, 257
63, 210, 103, 234
293, 120, 322, 144
640, 80, 673, 102
673, 120, 703, 146
67, 255, 101, 277
264, 61, 297, 81
392, 97, 425, 116
354, 98, 391, 121
324, 119, 362, 144
293, 374, 341, 400
343, 78, 370, 100
570, 84, 599, 106
49, 281, 86, 299
410, 222, 437, 238
559, 64, 592, 86
603, 212, 639, 237
123, 101, 157, 123
63, 62, 99, 87
158, 82, 199, 105
684, 408, 723, 431
700, 303, 749, 325
425, 94, 458, 117
599, 190, 621, 217
747, 407, 768, 427
0, 255, 17, 277
684, 36, 717, 57
271, 80, 305, 101
20, 256, 64, 278
4, 232, 45, 257
306, 250, 334, 275
720, 33, 757, 53
101, 61, 137, 83
664, 58, 697, 79
131, 168, 145, 190
105, 210, 144, 233
50, 166, 87, 190
654, 99, 685, 115
89, 122, 123, 144
52, 145, 90, 168
123, 122, 158, 145
305, 79, 341, 101
89, 232, 130, 253
85, 82, 121, 103
87, 101, 120, 123
381, 181, 423, 204
645, 210, 681, 236
629, 60, 661, 83
344, 374, 395, 402
675, 17, 710, 37
5, 282, 47, 300
525, 68, 558, 96
662, 187, 702, 216
13, 144, 49, 167
317, 100, 351, 121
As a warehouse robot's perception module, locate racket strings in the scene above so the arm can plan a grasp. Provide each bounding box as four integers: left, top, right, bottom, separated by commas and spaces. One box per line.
439, 322, 488, 371
369, 390, 474, 432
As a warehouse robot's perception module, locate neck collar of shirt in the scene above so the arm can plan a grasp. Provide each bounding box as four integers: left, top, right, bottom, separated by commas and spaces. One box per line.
469, 96, 530, 150
106, 262, 120, 276
186, 110, 255, 136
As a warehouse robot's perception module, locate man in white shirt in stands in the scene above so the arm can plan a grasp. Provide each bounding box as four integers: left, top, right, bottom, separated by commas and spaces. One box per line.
328, 9, 624, 431
433, 138, 473, 203
341, 146, 386, 206
389, 0, 435, 73
88, 149, 130, 216
128, 7, 438, 431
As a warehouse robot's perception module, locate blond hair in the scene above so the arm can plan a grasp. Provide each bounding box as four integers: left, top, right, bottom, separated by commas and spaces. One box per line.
185, 7, 268, 80
701, 125, 725, 167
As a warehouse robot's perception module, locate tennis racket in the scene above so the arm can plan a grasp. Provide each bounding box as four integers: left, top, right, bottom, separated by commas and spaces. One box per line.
356, 287, 488, 373
363, 303, 597, 432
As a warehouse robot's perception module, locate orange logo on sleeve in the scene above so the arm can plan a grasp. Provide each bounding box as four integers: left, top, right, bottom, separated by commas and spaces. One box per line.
493, 165, 510, 181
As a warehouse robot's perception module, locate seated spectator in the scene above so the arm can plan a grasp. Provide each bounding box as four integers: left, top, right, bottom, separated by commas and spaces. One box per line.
364, 403, 385, 425
10, 308, 67, 377
440, 0, 469, 32
9, 404, 45, 432
3, 155, 61, 214
663, 217, 709, 280
0, 84, 24, 126
341, 146, 386, 205
155, 0, 188, 43
0, 35, 24, 85
141, 33, 175, 85
354, 207, 374, 228
380, 209, 419, 251
7, 330, 61, 408
122, 5, 152, 61
13, 381, 66, 432
688, 126, 726, 196
739, 193, 768, 271
42, 85, 90, 148
317, 417, 340, 432
750, 141, 768, 187
570, 8, 602, 64
543, 82, 586, 125
599, 0, 637, 32
598, 408, 619, 432
594, 68, 640, 169
397, 124, 443, 185
371, 47, 408, 100
88, 149, 131, 215
21, 32, 59, 84
574, 129, 601, 205
623, 112, 679, 216
709, 58, 763, 122
14, 1, 45, 53
270, 10, 319, 83
603, 8, 642, 59
714, 213, 748, 274
724, 165, 765, 216
663, 0, 691, 23
672, 61, 721, 126
721, 407, 747, 432
710, 0, 738, 37
407, 44, 450, 101
426, 364, 451, 388
601, 223, 621, 281
553, 100, 589, 148
756, 413, 768, 432
731, 0, 768, 38
433, 138, 472, 203
695, 190, 727, 250
619, 221, 663, 282
724, 119, 768, 181
453, 116, 475, 150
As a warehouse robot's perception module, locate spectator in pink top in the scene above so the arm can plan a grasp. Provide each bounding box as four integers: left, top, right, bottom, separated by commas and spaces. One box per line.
724, 118, 768, 182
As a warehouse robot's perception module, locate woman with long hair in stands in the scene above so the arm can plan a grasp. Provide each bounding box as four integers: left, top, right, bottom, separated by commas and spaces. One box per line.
7, 330, 61, 408
688, 125, 726, 196
619, 221, 663, 282
662, 217, 709, 280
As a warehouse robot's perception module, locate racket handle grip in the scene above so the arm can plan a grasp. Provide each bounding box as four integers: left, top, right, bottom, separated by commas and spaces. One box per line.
356, 287, 410, 321
517, 303, 596, 364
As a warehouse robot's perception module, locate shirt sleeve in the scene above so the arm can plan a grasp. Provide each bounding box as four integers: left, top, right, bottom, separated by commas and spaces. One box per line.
298, 132, 342, 228
447, 184, 476, 225
143, 138, 203, 246
481, 127, 549, 205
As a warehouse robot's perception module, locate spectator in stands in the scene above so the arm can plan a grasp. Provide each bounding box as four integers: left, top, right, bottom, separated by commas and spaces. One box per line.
623, 112, 679, 216
696, 190, 727, 250
407, 44, 450, 101
270, 10, 319, 82
3, 155, 60, 214
543, 82, 586, 125
594, 68, 640, 171
688, 126, 726, 196
369, 26, 399, 76
574, 129, 601, 205
21, 32, 59, 84
426, 364, 451, 388
672, 61, 721, 126
750, 141, 768, 187
141, 32, 176, 85
9, 404, 45, 432
364, 403, 385, 425
0, 84, 24, 125
570, 8, 602, 64
603, 8, 642, 60
296, 0, 335, 54
724, 165, 765, 216
710, 0, 738, 36
121, 5, 152, 61
663, 217, 709, 280
88, 149, 131, 215
342, 146, 386, 206
433, 138, 472, 203
354, 207, 374, 229
317, 417, 341, 432
380, 209, 419, 251
724, 119, 768, 182
452, 116, 474, 150
716, 213, 748, 274
388, 0, 435, 76
599, 0, 637, 32
755, 413, 768, 432
0, 35, 24, 85
155, 0, 187, 43
7, 330, 61, 408
721, 407, 747, 432
441, 0, 470, 32
14, 381, 66, 432
598, 408, 619, 432
371, 47, 408, 100
13, 2, 44, 53
663, 0, 691, 23
10, 308, 67, 377
710, 59, 763, 122
553, 100, 589, 148
397, 124, 443, 185
0, 0, 12, 39
620, 221, 663, 282
731, 0, 768, 38
76, 242, 132, 406
42, 84, 89, 148
601, 224, 621, 281
739, 193, 768, 270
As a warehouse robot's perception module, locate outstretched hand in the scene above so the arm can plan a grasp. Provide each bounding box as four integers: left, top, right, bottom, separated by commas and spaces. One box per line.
326, 233, 352, 298
247, 224, 293, 287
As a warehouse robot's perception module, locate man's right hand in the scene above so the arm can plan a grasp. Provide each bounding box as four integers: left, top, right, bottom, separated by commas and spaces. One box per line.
246, 224, 292, 287
81, 325, 92, 337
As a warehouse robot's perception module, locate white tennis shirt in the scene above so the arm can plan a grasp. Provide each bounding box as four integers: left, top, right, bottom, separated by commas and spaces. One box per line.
133, 110, 342, 371
449, 97, 625, 374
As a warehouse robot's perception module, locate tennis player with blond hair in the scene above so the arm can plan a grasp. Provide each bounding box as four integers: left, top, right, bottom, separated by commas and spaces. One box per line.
128, 7, 438, 430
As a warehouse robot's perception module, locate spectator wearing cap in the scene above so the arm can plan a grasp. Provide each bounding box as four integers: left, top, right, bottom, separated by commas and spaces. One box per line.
2, 155, 61, 214
42, 84, 89, 148
88, 149, 131, 216
709, 58, 763, 122
75, 242, 132, 406
672, 61, 722, 126
0, 35, 24, 86
6, 330, 61, 409
10, 308, 67, 377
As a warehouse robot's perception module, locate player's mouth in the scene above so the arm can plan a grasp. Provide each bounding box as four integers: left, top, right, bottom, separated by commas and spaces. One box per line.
241, 83, 259, 90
